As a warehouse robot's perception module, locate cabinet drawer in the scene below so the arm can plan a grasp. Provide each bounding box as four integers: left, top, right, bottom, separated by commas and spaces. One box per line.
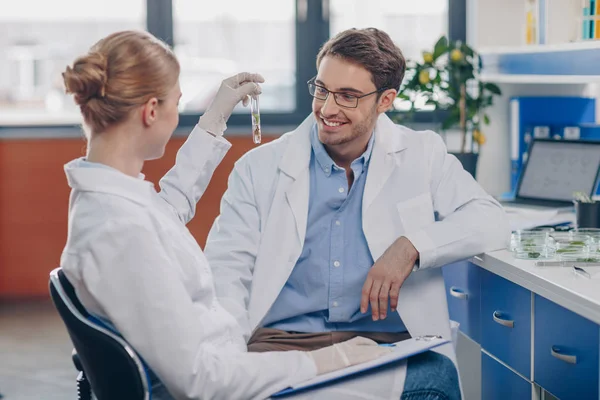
534, 295, 599, 400
482, 351, 532, 400
442, 261, 481, 342
480, 269, 531, 378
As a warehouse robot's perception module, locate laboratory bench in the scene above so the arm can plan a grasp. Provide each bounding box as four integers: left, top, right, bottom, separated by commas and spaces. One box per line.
444, 250, 600, 400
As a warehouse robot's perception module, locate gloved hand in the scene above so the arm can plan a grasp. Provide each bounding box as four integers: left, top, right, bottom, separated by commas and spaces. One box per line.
198, 72, 264, 136
307, 336, 393, 375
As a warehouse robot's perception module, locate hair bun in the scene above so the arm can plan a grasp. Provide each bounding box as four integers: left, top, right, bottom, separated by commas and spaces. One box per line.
62, 52, 108, 106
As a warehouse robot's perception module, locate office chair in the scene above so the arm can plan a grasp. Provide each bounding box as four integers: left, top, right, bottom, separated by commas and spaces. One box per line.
49, 267, 150, 400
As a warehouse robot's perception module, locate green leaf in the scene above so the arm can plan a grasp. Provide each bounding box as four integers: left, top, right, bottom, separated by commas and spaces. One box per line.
441, 108, 460, 130
433, 36, 449, 59
483, 114, 490, 125
441, 117, 458, 130
461, 43, 475, 57
484, 83, 502, 95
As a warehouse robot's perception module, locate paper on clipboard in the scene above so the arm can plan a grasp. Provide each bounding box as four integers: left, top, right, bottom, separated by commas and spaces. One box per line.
271, 335, 449, 398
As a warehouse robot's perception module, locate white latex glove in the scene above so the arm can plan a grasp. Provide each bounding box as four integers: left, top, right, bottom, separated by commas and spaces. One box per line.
198, 72, 264, 136
307, 336, 393, 375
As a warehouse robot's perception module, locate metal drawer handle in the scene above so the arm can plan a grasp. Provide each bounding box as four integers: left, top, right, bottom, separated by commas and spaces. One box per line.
449, 287, 468, 300
493, 311, 514, 328
551, 346, 577, 365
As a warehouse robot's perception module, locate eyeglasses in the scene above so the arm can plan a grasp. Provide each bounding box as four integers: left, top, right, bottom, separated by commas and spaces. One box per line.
307, 77, 388, 109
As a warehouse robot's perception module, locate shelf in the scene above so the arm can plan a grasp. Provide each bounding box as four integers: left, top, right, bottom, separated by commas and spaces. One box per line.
479, 42, 600, 77
479, 40, 600, 56
479, 73, 600, 84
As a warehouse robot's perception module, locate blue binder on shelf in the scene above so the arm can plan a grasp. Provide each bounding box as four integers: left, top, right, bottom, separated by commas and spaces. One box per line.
509, 97, 596, 192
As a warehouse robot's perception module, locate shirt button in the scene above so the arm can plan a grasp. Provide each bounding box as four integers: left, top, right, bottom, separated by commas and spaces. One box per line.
333, 261, 340, 267
324, 167, 330, 173
335, 220, 341, 226
338, 187, 345, 193
332, 301, 339, 307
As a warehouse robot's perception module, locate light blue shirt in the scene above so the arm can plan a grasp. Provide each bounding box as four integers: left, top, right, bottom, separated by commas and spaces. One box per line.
263, 124, 406, 333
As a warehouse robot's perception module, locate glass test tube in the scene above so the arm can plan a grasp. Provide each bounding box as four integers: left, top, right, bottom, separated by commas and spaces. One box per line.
250, 95, 261, 144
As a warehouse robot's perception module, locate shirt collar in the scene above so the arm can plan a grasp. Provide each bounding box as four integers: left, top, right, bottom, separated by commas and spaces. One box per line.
64, 157, 154, 206
309, 123, 375, 177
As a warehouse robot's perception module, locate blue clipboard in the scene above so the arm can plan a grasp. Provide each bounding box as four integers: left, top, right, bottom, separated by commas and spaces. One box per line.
271, 335, 449, 398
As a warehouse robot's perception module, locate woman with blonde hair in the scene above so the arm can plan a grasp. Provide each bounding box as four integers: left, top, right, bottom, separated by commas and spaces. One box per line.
60, 30, 391, 399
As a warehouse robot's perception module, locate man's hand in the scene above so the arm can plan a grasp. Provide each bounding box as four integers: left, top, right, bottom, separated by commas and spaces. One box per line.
360, 236, 419, 321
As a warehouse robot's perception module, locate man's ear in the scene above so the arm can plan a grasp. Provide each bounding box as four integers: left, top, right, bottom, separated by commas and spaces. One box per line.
142, 98, 159, 127
376, 89, 398, 113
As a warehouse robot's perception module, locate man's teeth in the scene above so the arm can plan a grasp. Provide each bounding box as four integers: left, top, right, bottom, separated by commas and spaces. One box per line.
322, 118, 344, 127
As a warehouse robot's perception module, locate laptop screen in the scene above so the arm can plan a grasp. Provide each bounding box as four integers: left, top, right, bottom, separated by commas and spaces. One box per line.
517, 140, 600, 202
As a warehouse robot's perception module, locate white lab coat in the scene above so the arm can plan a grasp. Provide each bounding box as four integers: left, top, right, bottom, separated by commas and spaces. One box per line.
205, 114, 511, 397
60, 126, 319, 400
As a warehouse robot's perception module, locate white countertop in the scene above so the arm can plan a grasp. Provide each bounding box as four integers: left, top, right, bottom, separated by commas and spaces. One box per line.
472, 250, 600, 325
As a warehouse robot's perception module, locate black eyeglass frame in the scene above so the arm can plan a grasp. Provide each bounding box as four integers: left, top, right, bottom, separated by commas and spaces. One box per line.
307, 77, 390, 109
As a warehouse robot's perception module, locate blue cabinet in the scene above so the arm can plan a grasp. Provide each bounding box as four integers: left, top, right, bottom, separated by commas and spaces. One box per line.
482, 352, 532, 400
534, 294, 599, 400
442, 261, 481, 342
443, 261, 600, 399
480, 269, 531, 379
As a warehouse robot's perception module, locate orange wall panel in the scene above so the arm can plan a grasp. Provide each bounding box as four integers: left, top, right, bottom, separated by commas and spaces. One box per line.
0, 135, 277, 298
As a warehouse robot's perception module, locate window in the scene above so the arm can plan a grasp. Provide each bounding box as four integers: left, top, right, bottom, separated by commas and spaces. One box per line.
0, 0, 464, 127
173, 0, 296, 114
0, 0, 145, 124
330, 0, 448, 113
330, 0, 448, 61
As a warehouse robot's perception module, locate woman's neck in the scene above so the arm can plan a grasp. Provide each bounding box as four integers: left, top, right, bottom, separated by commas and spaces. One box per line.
86, 127, 144, 178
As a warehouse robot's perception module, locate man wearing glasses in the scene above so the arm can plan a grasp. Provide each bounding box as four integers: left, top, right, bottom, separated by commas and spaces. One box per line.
205, 27, 508, 399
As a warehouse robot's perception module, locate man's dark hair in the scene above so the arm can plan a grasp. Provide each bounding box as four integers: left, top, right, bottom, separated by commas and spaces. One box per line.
316, 27, 406, 92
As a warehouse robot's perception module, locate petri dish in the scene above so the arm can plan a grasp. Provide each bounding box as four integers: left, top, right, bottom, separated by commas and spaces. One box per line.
513, 243, 556, 260
558, 252, 600, 263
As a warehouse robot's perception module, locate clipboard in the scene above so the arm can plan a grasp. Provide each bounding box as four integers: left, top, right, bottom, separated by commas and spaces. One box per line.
271, 335, 449, 398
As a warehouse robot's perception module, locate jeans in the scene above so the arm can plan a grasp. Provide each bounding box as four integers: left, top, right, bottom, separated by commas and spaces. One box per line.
401, 351, 461, 400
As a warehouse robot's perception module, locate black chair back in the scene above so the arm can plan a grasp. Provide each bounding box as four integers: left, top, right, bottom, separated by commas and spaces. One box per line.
49, 267, 150, 400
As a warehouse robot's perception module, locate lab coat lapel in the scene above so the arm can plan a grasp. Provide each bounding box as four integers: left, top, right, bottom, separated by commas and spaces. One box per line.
279, 115, 313, 249
249, 116, 314, 329
363, 114, 407, 216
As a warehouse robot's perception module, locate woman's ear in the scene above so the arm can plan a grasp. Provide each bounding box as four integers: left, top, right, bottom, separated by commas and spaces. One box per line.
377, 89, 398, 113
142, 98, 159, 127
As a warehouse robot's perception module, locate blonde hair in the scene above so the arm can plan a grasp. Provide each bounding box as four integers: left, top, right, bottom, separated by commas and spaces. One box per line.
62, 30, 180, 135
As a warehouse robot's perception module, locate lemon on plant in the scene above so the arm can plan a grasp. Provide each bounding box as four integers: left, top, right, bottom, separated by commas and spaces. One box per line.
450, 49, 463, 62
423, 52, 433, 64
473, 129, 487, 145
418, 70, 430, 85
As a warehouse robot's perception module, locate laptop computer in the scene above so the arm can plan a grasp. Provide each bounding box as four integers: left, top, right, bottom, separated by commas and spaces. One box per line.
502, 139, 600, 210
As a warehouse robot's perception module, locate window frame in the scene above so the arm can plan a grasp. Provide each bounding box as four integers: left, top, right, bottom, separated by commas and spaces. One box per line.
149, 0, 467, 128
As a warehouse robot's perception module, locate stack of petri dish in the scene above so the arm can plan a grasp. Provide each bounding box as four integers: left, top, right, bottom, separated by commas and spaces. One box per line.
510, 230, 556, 260
552, 233, 592, 255
573, 228, 600, 254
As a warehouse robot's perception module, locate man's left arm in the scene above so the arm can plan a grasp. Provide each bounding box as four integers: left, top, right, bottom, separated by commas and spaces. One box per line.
361, 132, 510, 320
404, 132, 510, 269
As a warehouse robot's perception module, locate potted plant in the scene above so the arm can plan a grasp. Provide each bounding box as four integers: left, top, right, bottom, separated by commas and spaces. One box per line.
397, 36, 502, 177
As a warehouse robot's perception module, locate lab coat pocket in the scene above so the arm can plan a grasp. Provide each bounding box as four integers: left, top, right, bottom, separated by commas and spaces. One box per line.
396, 192, 435, 234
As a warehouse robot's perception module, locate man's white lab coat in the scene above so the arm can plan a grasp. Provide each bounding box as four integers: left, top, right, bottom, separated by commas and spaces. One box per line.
205, 114, 510, 392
